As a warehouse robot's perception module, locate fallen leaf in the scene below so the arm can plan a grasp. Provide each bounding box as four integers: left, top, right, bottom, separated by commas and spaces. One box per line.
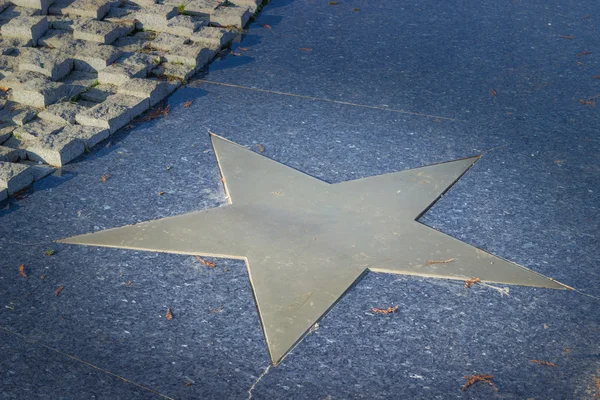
158, 191, 165, 196
100, 174, 110, 183
490, 88, 497, 96
124, 281, 133, 287
579, 99, 596, 106
195, 255, 215, 267
40, 275, 46, 279
238, 47, 248, 51
369, 305, 399, 314
166, 308, 173, 320
54, 285, 65, 296
577, 51, 592, 57
464, 277, 481, 288
353, 7, 360, 11
328, 1, 338, 4
210, 306, 223, 313
530, 360, 557, 367
183, 100, 194, 108
135, 104, 170, 122
256, 143, 264, 153
230, 52, 243, 56
298, 47, 313, 52
166, 165, 172, 170
260, 24, 272, 30
558, 35, 574, 40
43, 249, 55, 256
594, 76, 600, 79
185, 381, 192, 387
18, 264, 27, 278
592, 375, 600, 399
426, 257, 455, 264
462, 374, 497, 392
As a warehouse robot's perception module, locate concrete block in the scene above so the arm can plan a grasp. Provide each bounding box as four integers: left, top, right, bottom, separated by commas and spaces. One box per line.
0, 5, 41, 22
0, 145, 21, 162
37, 101, 85, 124
146, 32, 185, 52
1, 16, 48, 45
0, 160, 33, 194
80, 83, 116, 103
113, 31, 156, 53
117, 77, 180, 105
0, 102, 39, 125
98, 61, 147, 85
183, 0, 222, 17
0, 122, 16, 144
165, 41, 212, 67
73, 19, 132, 44
0, 70, 47, 91
13, 119, 64, 142
11, 0, 56, 14
47, 0, 74, 14
75, 93, 149, 133
25, 131, 85, 166
63, 0, 111, 19
133, 4, 177, 28
71, 43, 121, 72
189, 26, 235, 48
210, 5, 251, 28
0, 37, 33, 55
10, 78, 77, 108
162, 14, 207, 37
151, 61, 195, 81
0, 55, 19, 78
62, 123, 108, 149
18, 47, 73, 80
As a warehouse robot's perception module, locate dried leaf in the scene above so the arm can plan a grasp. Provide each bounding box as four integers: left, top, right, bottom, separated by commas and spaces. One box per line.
158, 191, 165, 196
195, 255, 215, 267
135, 104, 170, 122
369, 305, 399, 314
353, 7, 360, 11
43, 249, 55, 256
185, 381, 192, 387
18, 264, 27, 278
210, 306, 223, 313
166, 165, 172, 170
100, 174, 110, 183
462, 374, 497, 392
166, 308, 173, 320
238, 47, 248, 51
183, 100, 194, 108
593, 76, 600, 79
256, 143, 265, 153
490, 89, 497, 96
298, 47, 313, 52
54, 285, 65, 296
530, 360, 557, 367
124, 281, 133, 287
328, 1, 338, 4
260, 24, 272, 30
592, 375, 600, 400
464, 277, 481, 288
577, 51, 592, 57
558, 35, 574, 40
426, 257, 455, 264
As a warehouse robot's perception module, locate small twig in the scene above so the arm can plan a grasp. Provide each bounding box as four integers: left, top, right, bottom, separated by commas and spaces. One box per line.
18, 264, 27, 278
54, 285, 65, 296
195, 255, 215, 267
530, 360, 557, 367
426, 258, 455, 264
558, 35, 574, 40
462, 374, 498, 392
369, 305, 399, 314
577, 51, 592, 57
464, 277, 481, 288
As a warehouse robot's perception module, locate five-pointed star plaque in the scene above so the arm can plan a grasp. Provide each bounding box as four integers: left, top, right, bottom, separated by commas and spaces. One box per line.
59, 134, 565, 364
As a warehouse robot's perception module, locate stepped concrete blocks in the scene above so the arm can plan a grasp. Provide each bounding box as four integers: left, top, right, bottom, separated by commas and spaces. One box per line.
25, 131, 85, 166
75, 93, 149, 133
13, 119, 63, 142
0, 145, 21, 162
118, 77, 180, 106
63, 123, 108, 149
210, 5, 251, 28
38, 101, 85, 124
18, 47, 73, 80
0, 122, 16, 143
11, 0, 56, 14
63, 0, 112, 20
1, 16, 48, 45
73, 19, 133, 45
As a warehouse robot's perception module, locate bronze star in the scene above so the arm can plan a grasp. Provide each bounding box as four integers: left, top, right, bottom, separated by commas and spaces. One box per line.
59, 135, 565, 364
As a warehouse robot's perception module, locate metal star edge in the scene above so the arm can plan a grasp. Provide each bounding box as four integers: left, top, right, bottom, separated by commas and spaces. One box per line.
58, 134, 567, 364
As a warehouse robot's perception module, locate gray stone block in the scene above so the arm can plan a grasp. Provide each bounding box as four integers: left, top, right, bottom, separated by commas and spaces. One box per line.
146, 32, 185, 52
0, 55, 19, 78
0, 5, 41, 22
0, 102, 39, 125
62, 124, 108, 149
37, 101, 84, 124
37, 28, 71, 47
19, 159, 56, 180
11, 0, 56, 14
80, 83, 116, 103
0, 160, 33, 194
113, 31, 156, 53
73, 19, 132, 45
63, 0, 111, 19
189, 26, 235, 48
75, 93, 149, 133
0, 70, 47, 91
183, 0, 222, 17
18, 48, 73, 80
0, 122, 16, 143
10, 78, 77, 108
98, 61, 147, 85
151, 61, 195, 81
210, 5, 251, 28
13, 119, 64, 142
162, 14, 207, 37
0, 37, 33, 55
25, 131, 85, 166
0, 145, 20, 162
71, 43, 121, 72
164, 41, 212, 67
47, 0, 74, 14
1, 16, 48, 45
133, 5, 177, 28
117, 77, 180, 105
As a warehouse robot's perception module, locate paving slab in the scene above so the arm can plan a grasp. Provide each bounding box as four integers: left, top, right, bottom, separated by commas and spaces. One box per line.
75, 93, 149, 133
25, 129, 85, 166
37, 101, 86, 124
0, 159, 33, 193
0, 15, 47, 45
